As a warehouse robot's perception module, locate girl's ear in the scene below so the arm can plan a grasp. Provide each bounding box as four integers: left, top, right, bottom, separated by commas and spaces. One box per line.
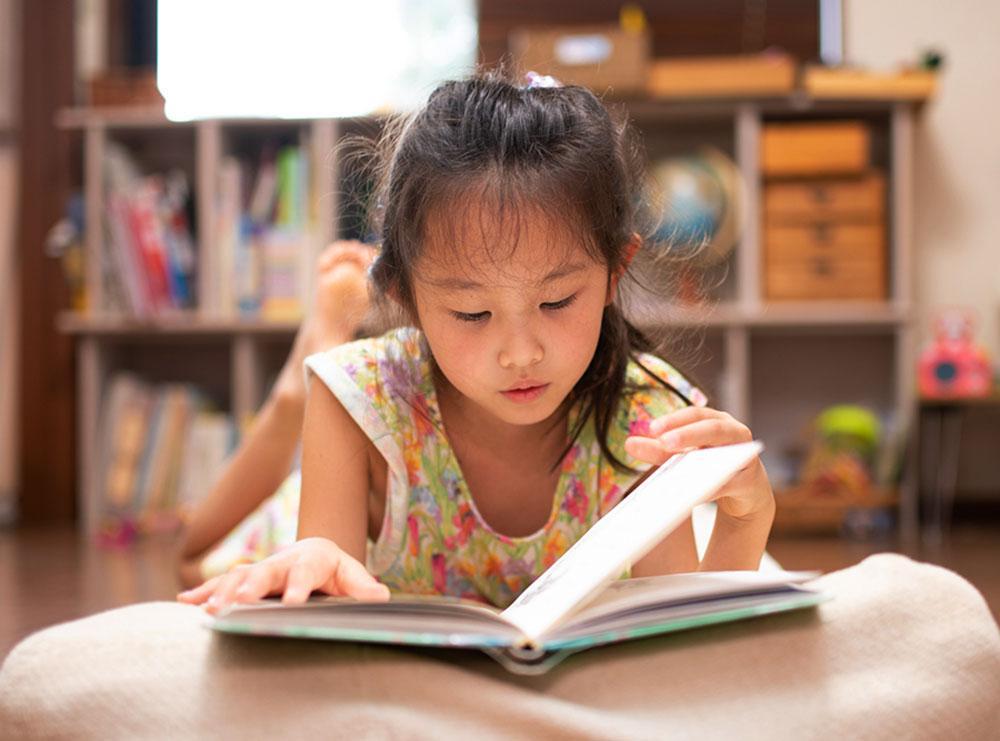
606, 233, 641, 305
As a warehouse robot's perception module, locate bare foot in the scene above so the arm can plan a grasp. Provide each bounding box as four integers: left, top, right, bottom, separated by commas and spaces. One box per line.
273, 240, 375, 402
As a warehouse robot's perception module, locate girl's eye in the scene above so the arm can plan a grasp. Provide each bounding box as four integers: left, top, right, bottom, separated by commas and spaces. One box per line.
451, 310, 490, 323
541, 294, 578, 311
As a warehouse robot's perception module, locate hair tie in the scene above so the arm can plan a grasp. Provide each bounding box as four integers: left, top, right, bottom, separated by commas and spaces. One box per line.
524, 71, 562, 89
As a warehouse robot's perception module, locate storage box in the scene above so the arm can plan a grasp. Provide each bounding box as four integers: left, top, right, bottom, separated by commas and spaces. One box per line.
509, 25, 650, 94
803, 65, 937, 101
88, 69, 164, 108
764, 173, 885, 223
761, 121, 870, 177
764, 222, 886, 301
763, 171, 887, 301
647, 53, 796, 99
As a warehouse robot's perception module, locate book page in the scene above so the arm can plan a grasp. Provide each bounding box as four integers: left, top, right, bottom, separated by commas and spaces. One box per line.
213, 593, 522, 648
501, 441, 764, 643
561, 569, 818, 631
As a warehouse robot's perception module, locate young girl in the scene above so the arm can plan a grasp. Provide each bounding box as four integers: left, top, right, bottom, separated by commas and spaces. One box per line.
178, 74, 775, 614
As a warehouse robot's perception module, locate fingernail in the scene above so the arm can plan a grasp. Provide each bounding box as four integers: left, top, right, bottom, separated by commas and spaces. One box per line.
650, 418, 667, 434
661, 432, 680, 449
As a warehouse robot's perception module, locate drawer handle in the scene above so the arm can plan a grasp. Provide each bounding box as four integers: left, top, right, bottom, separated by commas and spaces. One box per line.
811, 186, 831, 204
813, 222, 832, 244
813, 257, 832, 276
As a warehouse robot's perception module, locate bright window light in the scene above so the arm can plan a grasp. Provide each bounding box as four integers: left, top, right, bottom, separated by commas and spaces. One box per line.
158, 0, 477, 120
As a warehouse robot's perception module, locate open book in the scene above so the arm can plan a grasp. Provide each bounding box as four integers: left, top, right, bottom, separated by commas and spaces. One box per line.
211, 442, 827, 674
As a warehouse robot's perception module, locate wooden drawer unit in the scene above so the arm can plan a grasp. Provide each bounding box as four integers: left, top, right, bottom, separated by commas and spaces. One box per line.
763, 171, 887, 301
761, 121, 870, 177
764, 173, 885, 222
765, 255, 885, 300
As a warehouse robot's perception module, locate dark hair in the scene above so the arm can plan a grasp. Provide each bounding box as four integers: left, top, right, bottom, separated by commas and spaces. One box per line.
366, 72, 692, 472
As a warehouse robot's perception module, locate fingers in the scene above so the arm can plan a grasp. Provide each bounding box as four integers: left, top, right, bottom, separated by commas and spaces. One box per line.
176, 575, 223, 605
331, 554, 391, 602
625, 407, 752, 465
623, 435, 674, 465
648, 406, 723, 436
182, 540, 390, 614
235, 556, 291, 602
282, 546, 388, 605
282, 554, 328, 605
204, 564, 261, 615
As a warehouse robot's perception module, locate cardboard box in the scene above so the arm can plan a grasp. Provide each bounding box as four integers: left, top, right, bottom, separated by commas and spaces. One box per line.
647, 53, 796, 98
510, 25, 650, 94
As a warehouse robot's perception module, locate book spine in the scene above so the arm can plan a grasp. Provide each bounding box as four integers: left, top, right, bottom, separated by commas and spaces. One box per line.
128, 182, 173, 312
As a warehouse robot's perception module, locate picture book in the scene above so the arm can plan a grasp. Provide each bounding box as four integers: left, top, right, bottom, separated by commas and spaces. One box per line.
211, 442, 828, 674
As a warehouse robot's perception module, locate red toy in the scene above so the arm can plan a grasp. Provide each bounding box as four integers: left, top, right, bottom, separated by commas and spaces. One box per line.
918, 309, 992, 398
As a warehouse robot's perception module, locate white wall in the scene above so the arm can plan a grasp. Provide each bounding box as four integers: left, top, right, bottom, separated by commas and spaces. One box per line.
846, 0, 1000, 359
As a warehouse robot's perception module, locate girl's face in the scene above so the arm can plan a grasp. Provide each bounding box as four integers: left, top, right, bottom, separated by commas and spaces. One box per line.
412, 204, 616, 429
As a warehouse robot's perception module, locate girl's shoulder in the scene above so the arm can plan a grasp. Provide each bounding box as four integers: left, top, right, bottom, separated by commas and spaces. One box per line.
625, 353, 708, 410
308, 326, 429, 391
608, 353, 708, 451
304, 326, 432, 432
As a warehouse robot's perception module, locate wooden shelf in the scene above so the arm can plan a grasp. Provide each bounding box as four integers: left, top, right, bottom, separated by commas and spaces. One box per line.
59, 96, 923, 540
56, 94, 914, 132
629, 301, 910, 330
772, 486, 899, 535
58, 312, 299, 337
56, 105, 180, 130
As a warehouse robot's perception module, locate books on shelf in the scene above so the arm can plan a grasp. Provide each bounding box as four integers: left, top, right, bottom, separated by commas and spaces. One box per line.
213, 141, 314, 320
97, 373, 236, 544
213, 442, 828, 674
103, 144, 196, 316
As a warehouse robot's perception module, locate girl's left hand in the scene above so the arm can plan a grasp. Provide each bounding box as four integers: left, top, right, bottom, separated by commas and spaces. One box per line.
623, 406, 774, 521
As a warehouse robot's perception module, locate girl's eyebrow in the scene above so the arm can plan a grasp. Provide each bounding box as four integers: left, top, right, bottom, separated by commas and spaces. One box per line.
428, 262, 589, 291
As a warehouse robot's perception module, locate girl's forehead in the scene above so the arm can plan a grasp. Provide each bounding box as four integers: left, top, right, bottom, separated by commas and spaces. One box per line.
416, 200, 603, 285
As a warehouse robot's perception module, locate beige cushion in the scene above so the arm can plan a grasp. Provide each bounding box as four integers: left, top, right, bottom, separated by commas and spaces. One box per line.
2, 554, 998, 739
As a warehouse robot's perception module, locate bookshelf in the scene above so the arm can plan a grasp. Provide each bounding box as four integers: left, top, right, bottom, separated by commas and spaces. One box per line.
57, 95, 920, 541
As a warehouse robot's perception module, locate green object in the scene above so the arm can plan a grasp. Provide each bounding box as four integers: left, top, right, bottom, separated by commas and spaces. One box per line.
816, 405, 881, 454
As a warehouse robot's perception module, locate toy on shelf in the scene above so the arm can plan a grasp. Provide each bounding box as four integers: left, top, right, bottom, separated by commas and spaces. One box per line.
918, 309, 993, 399
775, 405, 896, 538
800, 405, 880, 498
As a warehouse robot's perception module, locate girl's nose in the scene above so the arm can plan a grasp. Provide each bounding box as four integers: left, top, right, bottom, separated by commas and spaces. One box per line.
497, 329, 544, 370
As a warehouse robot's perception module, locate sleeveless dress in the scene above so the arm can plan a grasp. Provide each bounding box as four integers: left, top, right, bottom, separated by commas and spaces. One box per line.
201, 327, 706, 608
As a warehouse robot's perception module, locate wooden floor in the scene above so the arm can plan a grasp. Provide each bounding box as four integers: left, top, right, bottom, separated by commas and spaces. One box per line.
2, 522, 999, 661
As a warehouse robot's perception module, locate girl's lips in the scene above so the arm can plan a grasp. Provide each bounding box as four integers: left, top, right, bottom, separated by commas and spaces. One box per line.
500, 383, 549, 404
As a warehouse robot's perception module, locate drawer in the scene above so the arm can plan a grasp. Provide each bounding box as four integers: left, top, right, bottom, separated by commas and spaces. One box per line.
764, 222, 884, 262
765, 257, 886, 301
764, 173, 885, 222
761, 121, 870, 177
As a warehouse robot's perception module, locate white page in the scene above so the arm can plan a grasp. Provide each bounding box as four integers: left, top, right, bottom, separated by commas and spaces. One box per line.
501, 441, 764, 643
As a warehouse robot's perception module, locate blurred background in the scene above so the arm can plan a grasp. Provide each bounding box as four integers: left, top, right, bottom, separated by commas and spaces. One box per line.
1, 1, 998, 656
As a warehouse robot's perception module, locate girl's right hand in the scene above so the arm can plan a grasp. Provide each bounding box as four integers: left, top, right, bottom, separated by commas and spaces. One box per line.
176, 536, 390, 615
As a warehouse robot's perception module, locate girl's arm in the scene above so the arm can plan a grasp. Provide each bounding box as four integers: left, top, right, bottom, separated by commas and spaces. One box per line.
176, 240, 374, 588
698, 480, 775, 571
176, 388, 304, 588
177, 375, 387, 611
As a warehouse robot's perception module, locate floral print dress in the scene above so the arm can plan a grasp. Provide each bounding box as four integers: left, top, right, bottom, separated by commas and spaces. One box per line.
201, 327, 706, 609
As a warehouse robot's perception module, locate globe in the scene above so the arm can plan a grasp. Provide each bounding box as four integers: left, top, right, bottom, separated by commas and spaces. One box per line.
646, 147, 743, 266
